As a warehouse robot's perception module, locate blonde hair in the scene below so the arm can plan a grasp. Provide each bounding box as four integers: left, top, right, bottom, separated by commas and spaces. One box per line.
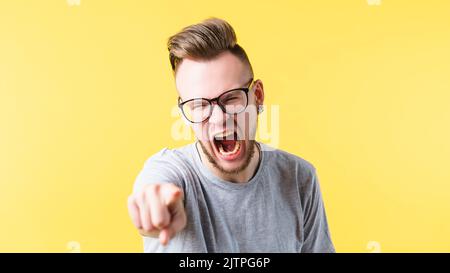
167, 17, 253, 76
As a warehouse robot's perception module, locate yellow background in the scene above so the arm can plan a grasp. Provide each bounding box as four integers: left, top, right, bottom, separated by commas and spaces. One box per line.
1, 0, 450, 252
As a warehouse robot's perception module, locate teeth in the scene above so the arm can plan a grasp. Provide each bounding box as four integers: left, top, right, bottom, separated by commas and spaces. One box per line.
218, 141, 240, 156
214, 131, 234, 140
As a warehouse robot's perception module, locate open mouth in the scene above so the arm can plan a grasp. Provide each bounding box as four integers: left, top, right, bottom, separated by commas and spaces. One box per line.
213, 131, 242, 158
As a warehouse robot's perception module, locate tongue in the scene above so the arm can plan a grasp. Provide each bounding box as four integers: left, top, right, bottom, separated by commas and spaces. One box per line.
220, 140, 236, 152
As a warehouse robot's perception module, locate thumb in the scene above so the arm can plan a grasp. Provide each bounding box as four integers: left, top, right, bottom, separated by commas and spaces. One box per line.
160, 183, 183, 206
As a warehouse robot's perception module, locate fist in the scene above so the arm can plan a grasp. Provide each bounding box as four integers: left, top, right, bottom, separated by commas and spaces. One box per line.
127, 183, 186, 245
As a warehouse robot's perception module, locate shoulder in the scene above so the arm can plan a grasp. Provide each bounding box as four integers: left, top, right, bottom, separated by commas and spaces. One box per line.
261, 143, 316, 176
143, 143, 194, 169
133, 143, 196, 193
260, 143, 318, 193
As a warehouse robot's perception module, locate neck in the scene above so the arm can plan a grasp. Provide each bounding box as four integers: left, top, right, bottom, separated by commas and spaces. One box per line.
196, 141, 261, 183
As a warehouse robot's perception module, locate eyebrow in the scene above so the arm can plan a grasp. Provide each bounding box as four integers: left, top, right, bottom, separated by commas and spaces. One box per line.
216, 77, 253, 95
179, 78, 253, 103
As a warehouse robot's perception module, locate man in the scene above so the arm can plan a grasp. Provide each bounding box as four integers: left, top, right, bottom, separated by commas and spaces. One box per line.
127, 18, 335, 253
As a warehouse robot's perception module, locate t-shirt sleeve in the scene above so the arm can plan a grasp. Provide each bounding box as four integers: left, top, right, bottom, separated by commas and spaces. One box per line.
132, 148, 186, 195
300, 169, 335, 253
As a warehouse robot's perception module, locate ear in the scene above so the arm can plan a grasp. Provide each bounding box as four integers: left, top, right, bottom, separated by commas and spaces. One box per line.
253, 79, 265, 107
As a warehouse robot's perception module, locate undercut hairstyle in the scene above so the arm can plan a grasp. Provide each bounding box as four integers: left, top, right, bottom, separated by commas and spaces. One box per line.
167, 17, 253, 76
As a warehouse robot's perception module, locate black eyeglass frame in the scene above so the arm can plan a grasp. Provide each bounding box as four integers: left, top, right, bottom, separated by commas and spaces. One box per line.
178, 78, 254, 124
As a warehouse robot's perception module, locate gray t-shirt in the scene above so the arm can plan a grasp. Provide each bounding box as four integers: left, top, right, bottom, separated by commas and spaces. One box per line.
133, 142, 335, 253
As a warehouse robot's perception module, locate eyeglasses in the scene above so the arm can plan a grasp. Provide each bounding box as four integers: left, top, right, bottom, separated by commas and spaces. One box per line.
178, 78, 254, 123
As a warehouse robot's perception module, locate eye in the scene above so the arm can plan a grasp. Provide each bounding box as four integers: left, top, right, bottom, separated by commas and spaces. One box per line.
192, 104, 202, 110
221, 91, 242, 103
189, 100, 209, 110
224, 96, 239, 102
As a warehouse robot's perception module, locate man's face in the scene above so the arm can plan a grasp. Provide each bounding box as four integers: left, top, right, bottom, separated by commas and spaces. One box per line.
175, 51, 264, 175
